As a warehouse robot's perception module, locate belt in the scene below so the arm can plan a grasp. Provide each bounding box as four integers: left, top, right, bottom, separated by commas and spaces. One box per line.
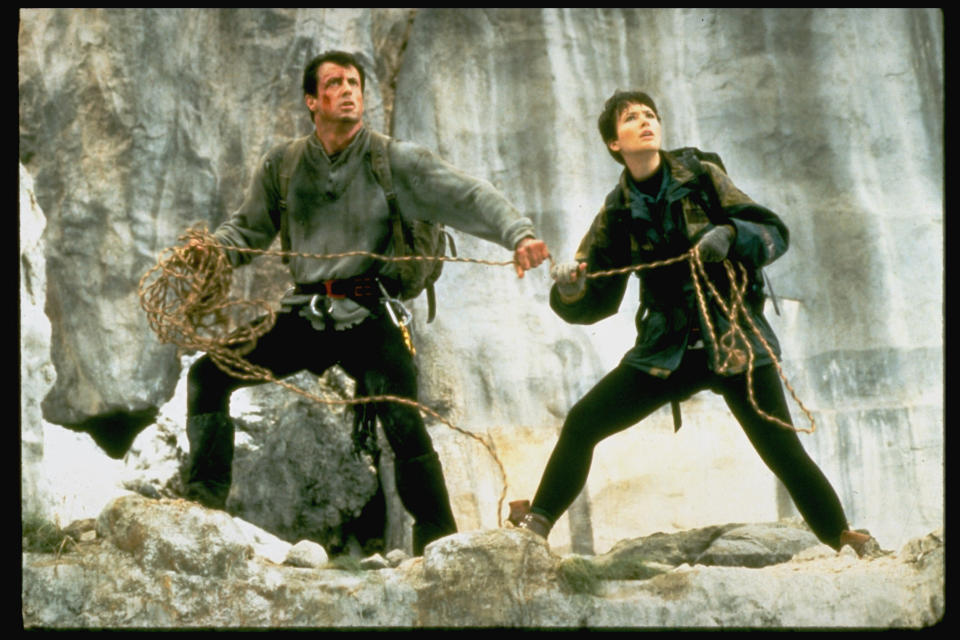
294, 277, 386, 300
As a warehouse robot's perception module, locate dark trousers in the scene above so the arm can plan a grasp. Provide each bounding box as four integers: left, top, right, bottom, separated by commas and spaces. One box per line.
186, 306, 456, 551
530, 349, 850, 550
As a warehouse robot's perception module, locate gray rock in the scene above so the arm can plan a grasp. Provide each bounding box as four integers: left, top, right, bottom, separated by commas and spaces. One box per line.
899, 528, 943, 557
417, 529, 559, 627
63, 518, 97, 541
21, 508, 945, 628
225, 370, 381, 551
285, 540, 329, 568
792, 544, 841, 563
96, 494, 252, 579
19, 164, 57, 526
598, 523, 740, 568
360, 553, 390, 570
587, 521, 822, 577
386, 548, 411, 567
232, 516, 292, 565
696, 522, 821, 568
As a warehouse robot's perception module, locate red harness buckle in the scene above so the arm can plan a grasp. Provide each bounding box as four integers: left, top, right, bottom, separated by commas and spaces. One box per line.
322, 278, 379, 300
322, 279, 346, 299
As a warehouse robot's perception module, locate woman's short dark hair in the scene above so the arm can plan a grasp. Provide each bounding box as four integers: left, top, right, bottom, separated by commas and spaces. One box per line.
302, 50, 366, 96
597, 90, 660, 165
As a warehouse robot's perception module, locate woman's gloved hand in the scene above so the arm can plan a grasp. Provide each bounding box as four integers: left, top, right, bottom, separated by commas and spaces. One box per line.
696, 225, 736, 262
550, 261, 588, 299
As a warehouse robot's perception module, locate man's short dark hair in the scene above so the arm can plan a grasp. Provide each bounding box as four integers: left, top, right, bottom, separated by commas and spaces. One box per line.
302, 50, 366, 96
597, 90, 660, 165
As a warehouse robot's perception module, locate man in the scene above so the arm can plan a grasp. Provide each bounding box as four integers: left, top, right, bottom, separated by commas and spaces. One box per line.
510, 90, 873, 556
182, 50, 549, 555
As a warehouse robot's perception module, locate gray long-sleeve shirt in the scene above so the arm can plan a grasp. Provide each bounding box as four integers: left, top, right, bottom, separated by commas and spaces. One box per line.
213, 127, 536, 285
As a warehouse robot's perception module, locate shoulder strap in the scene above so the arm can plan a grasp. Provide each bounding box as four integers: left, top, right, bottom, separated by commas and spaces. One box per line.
672, 146, 726, 174
676, 147, 782, 316
668, 147, 726, 217
369, 131, 449, 323
367, 131, 395, 197
277, 136, 310, 264
367, 131, 407, 241
368, 131, 440, 322
668, 147, 725, 229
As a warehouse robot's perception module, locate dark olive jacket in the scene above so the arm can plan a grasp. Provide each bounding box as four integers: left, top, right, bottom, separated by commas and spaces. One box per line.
550, 149, 789, 378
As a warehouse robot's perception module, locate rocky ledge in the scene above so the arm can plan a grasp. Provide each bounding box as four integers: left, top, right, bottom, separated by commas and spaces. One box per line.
22, 494, 943, 629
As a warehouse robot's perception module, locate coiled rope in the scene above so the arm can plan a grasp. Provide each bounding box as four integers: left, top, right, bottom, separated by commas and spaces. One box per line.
586, 249, 816, 433
139, 226, 815, 526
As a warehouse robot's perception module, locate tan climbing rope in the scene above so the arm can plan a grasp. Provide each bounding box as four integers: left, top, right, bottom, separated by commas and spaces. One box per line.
588, 248, 815, 434
139, 226, 511, 524
139, 225, 816, 527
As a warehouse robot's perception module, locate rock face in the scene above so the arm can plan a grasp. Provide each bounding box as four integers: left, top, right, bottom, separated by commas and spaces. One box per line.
19, 5, 942, 580
95, 494, 253, 579
20, 163, 55, 526
21, 496, 944, 629
220, 371, 384, 554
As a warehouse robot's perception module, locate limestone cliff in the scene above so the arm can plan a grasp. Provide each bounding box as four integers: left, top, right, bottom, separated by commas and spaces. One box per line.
20, 8, 943, 616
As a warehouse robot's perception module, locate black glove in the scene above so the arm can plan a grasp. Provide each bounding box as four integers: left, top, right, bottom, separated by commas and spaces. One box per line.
696, 225, 735, 262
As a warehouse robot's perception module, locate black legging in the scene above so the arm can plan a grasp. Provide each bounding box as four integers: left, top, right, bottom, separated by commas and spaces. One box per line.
531, 349, 850, 549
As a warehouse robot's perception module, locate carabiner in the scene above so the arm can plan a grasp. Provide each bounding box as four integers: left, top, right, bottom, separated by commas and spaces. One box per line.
309, 293, 326, 318
377, 281, 412, 328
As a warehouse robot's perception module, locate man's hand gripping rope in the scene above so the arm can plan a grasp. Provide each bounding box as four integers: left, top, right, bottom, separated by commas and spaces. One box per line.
140, 226, 537, 525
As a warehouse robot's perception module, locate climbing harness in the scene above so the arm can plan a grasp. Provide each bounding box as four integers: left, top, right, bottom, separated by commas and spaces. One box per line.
139, 226, 816, 526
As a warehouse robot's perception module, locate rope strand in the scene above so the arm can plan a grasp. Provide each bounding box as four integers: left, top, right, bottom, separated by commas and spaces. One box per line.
139, 227, 509, 523
139, 225, 816, 528
212, 242, 517, 268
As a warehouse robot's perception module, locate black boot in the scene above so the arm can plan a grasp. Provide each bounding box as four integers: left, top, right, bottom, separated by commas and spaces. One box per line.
394, 451, 458, 555
507, 499, 553, 540
182, 412, 235, 510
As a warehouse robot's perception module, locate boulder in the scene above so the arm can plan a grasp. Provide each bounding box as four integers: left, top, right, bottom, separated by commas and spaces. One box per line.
96, 495, 252, 579
417, 529, 558, 627
284, 540, 330, 569
20, 495, 944, 628
695, 522, 822, 568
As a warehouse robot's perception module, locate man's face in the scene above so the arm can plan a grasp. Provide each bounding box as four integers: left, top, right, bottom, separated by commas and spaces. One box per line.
607, 102, 661, 158
305, 62, 364, 126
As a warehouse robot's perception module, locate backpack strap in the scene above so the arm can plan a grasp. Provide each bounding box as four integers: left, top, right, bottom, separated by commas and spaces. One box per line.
368, 130, 443, 323
277, 136, 311, 265
672, 147, 725, 225
367, 131, 404, 241
675, 147, 781, 316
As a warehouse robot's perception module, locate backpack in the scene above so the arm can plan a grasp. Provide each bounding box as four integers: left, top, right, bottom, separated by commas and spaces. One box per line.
668, 146, 780, 316
276, 131, 455, 322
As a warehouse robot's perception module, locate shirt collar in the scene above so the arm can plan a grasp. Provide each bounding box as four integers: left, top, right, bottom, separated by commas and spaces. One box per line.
307, 126, 370, 166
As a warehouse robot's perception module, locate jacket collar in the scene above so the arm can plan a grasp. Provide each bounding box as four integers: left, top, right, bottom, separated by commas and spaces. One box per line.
609, 150, 699, 212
